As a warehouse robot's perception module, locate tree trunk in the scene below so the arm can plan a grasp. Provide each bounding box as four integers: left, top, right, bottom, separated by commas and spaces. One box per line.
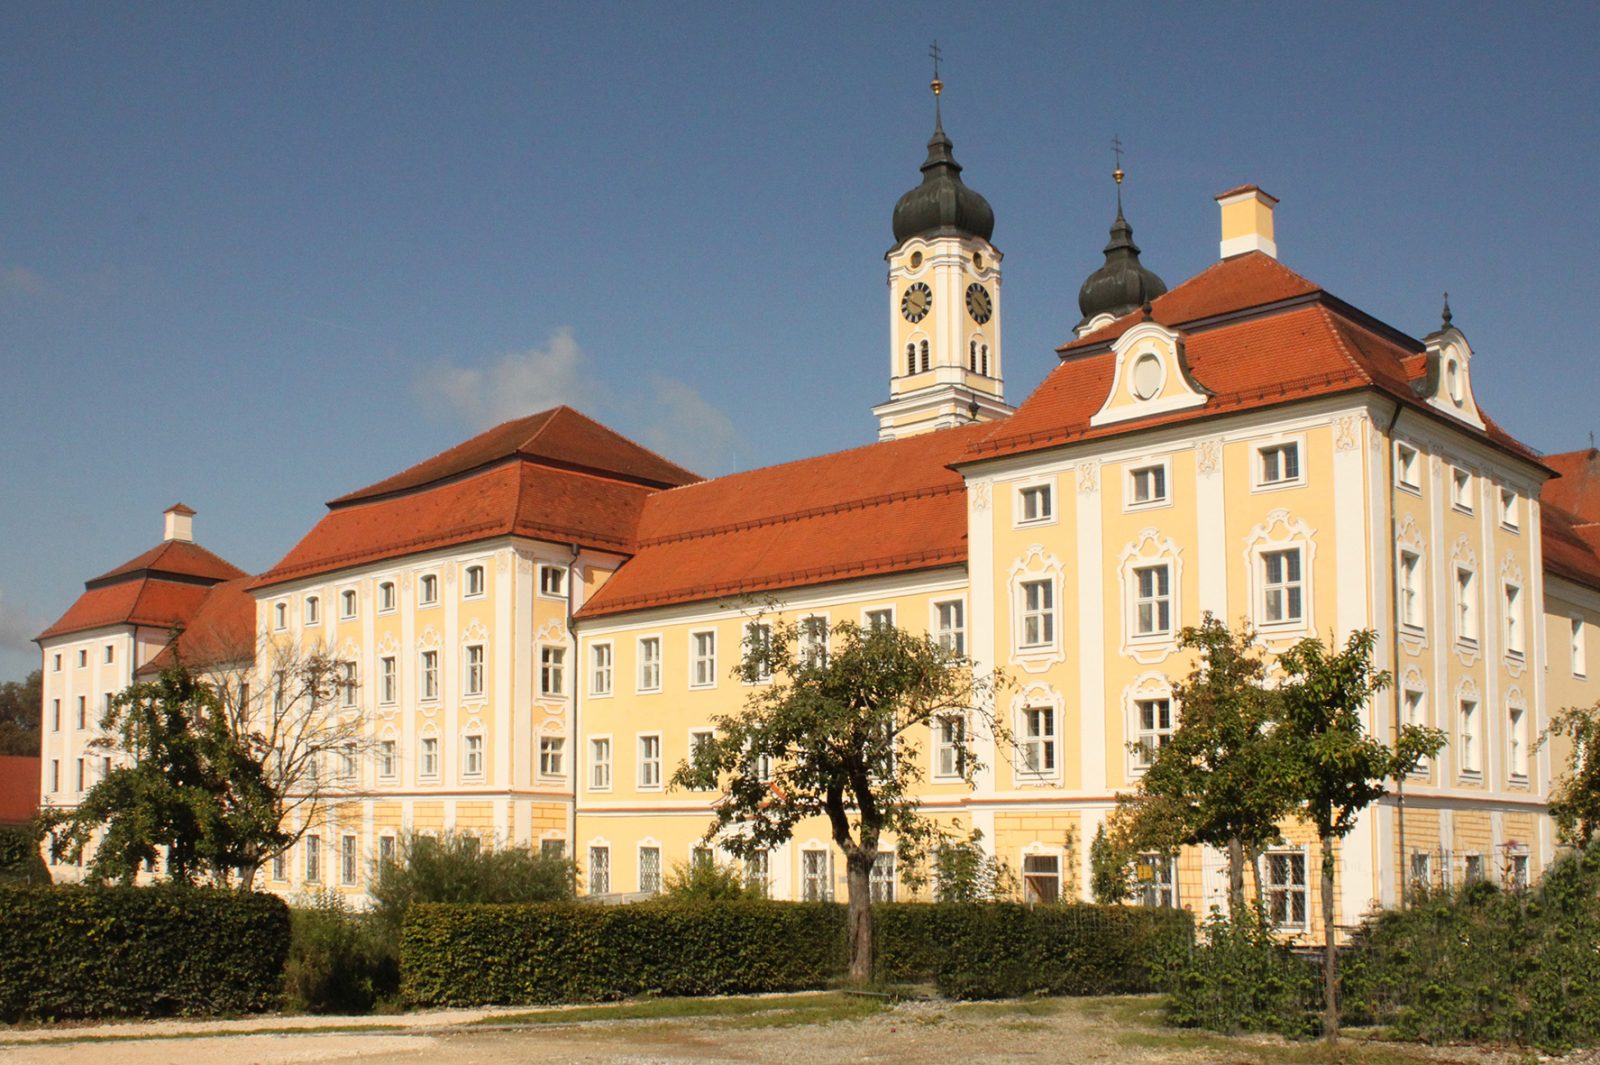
845, 850, 875, 984
1227, 836, 1246, 918
1321, 836, 1339, 1042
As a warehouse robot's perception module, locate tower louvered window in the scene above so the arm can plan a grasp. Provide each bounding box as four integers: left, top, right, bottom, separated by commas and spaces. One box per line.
920, 340, 929, 372
906, 344, 916, 375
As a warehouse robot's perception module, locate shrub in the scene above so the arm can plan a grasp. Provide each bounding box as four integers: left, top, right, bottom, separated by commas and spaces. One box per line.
0, 883, 289, 1021
284, 892, 399, 1014
1162, 905, 1318, 1038
662, 859, 763, 900
0, 823, 49, 886
1342, 846, 1600, 1051
370, 831, 575, 935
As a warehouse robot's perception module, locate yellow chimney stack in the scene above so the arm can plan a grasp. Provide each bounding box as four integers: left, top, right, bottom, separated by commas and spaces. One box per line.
1215, 184, 1278, 259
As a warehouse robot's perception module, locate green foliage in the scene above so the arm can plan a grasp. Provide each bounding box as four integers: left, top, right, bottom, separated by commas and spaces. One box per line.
401, 900, 846, 1006
369, 831, 575, 936
0, 883, 289, 1021
1543, 699, 1600, 846
284, 892, 399, 1014
400, 898, 1188, 1006
0, 669, 41, 756
1162, 905, 1319, 1038
662, 858, 764, 900
1342, 845, 1600, 1051
1089, 824, 1131, 904
924, 826, 1017, 902
41, 665, 284, 886
0, 822, 50, 885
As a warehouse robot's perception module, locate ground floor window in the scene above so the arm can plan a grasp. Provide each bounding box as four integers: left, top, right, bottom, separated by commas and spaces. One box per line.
541, 838, 566, 859
304, 834, 321, 883
340, 835, 358, 886
1264, 850, 1307, 929
1022, 853, 1060, 904
1463, 853, 1486, 884
378, 835, 396, 869
744, 851, 769, 896
1409, 851, 1431, 889
271, 851, 286, 881
870, 852, 895, 902
1133, 852, 1176, 908
1507, 852, 1530, 891
639, 846, 662, 894
589, 845, 610, 894
801, 850, 831, 901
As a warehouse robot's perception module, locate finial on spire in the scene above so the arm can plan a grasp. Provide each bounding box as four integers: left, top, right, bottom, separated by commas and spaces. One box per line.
928, 40, 944, 126
1442, 291, 1452, 327
1111, 134, 1126, 214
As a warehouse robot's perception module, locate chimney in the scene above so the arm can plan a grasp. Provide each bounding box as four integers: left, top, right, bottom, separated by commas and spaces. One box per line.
163, 503, 195, 543
1215, 184, 1278, 259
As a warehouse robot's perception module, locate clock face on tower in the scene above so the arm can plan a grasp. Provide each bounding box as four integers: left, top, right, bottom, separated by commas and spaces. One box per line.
901, 282, 932, 323
965, 283, 993, 325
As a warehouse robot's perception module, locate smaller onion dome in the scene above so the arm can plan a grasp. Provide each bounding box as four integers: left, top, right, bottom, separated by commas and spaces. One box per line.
891, 113, 995, 245
1077, 200, 1167, 329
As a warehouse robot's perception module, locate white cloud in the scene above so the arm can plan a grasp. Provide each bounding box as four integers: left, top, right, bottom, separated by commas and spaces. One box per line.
415, 328, 742, 475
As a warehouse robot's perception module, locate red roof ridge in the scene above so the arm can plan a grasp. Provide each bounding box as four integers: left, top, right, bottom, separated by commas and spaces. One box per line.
1215, 183, 1278, 203
88, 539, 247, 587
638, 482, 964, 548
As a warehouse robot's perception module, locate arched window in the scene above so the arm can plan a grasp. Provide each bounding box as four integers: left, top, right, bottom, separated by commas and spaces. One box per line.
920, 340, 930, 372
906, 343, 916, 376
970, 340, 977, 371
982, 345, 989, 376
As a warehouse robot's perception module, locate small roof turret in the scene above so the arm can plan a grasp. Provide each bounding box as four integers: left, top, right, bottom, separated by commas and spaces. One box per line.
1077, 167, 1167, 330
890, 73, 994, 246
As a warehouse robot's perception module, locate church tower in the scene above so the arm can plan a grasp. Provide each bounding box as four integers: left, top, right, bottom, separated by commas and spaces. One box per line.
873, 74, 1011, 440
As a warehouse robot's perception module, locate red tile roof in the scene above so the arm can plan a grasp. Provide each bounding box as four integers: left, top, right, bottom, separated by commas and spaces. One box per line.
137, 577, 258, 675
37, 578, 213, 642
577, 423, 990, 618
1544, 449, 1600, 524
0, 756, 39, 824
88, 539, 246, 587
1543, 503, 1600, 591
330, 405, 699, 505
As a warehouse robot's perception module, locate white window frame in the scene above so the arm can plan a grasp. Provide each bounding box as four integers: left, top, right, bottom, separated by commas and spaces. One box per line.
799, 614, 830, 667
1395, 441, 1421, 492
744, 850, 770, 895
1503, 581, 1524, 659
464, 564, 486, 598
690, 630, 717, 689
377, 580, 397, 614
1132, 696, 1175, 771
1018, 578, 1055, 650
1459, 698, 1481, 777
1263, 848, 1309, 931
933, 598, 966, 658
638, 845, 662, 894
1498, 488, 1519, 531
588, 845, 610, 895
1253, 436, 1305, 491
637, 733, 663, 789
1259, 547, 1305, 627
1403, 684, 1429, 774
933, 713, 966, 779
339, 661, 357, 707
1021, 851, 1061, 904
538, 564, 568, 599
637, 636, 662, 693
419, 735, 440, 781
1398, 549, 1424, 631
463, 733, 485, 779
272, 851, 287, 882
272, 601, 287, 631
1451, 466, 1474, 512
538, 735, 566, 779
687, 729, 714, 790
863, 606, 895, 632
1455, 566, 1478, 645
103, 644, 114, 664
379, 656, 396, 705
1015, 480, 1056, 526
801, 848, 832, 901
870, 852, 896, 902
420, 649, 439, 701
590, 642, 614, 697
1507, 702, 1528, 784
743, 621, 773, 683
589, 736, 612, 791
304, 595, 321, 625
539, 645, 566, 696
418, 573, 439, 606
1125, 458, 1172, 511
464, 643, 486, 696
340, 834, 358, 886
76, 648, 86, 668
1574, 616, 1589, 678
1017, 704, 1058, 780
378, 835, 396, 869
1133, 852, 1178, 908
339, 588, 357, 621
1131, 562, 1173, 638
304, 834, 321, 883
378, 738, 397, 780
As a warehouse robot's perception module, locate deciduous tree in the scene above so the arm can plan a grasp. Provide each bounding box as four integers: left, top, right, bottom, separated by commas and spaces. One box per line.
1543, 699, 1600, 847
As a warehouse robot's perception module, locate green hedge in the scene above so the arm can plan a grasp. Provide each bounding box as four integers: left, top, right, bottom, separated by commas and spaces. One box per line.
0, 884, 290, 1021
0, 824, 49, 885
402, 899, 1192, 1006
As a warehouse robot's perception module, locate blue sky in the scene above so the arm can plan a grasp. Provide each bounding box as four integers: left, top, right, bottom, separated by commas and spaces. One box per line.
2, 3, 1597, 680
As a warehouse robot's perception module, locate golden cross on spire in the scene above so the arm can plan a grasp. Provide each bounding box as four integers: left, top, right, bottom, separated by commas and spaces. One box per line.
1111, 134, 1125, 184
929, 40, 943, 95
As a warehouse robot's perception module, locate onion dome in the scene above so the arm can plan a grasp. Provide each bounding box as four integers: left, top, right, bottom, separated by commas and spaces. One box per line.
891, 112, 995, 245
1076, 197, 1167, 329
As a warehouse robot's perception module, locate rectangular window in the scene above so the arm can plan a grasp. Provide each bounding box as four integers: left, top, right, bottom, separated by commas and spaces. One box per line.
1409, 851, 1431, 889
1396, 442, 1420, 489
1499, 488, 1518, 529
420, 650, 439, 700
1022, 854, 1061, 904
540, 646, 566, 696
49, 759, 58, 792
540, 839, 565, 859
77, 649, 87, 668
1018, 483, 1053, 523
340, 661, 357, 707
865, 608, 894, 632
338, 743, 356, 782
76, 758, 84, 791
588, 846, 610, 895
378, 835, 395, 869
305, 596, 320, 625
379, 739, 396, 779
637, 637, 661, 691
1128, 463, 1168, 506
1020, 579, 1054, 648
464, 734, 484, 777
638, 734, 662, 788
1508, 706, 1527, 781
935, 600, 965, 657
691, 631, 717, 687
1463, 853, 1485, 883
103, 644, 114, 664
1451, 467, 1473, 511
590, 737, 611, 789
1265, 851, 1307, 929
1261, 549, 1304, 624
419, 573, 439, 605
745, 739, 774, 783
1459, 699, 1480, 775
51, 699, 60, 731
1399, 550, 1423, 628
800, 616, 829, 667
744, 851, 770, 896
52, 653, 61, 672
465, 644, 485, 696
339, 589, 357, 620
380, 656, 396, 704
1404, 689, 1428, 771
272, 852, 287, 882
273, 602, 287, 630
1455, 568, 1478, 643
1509, 853, 1530, 891
639, 846, 662, 894
305, 835, 321, 883
1020, 706, 1056, 776
378, 581, 396, 613
1133, 853, 1177, 908
801, 850, 831, 901
420, 736, 439, 779
465, 564, 485, 597
77, 696, 86, 730
1576, 617, 1589, 677
1135, 698, 1174, 769
1133, 564, 1172, 636
104, 692, 113, 720
1504, 583, 1524, 657
341, 835, 357, 886
870, 853, 895, 902
744, 622, 773, 682
538, 565, 567, 598
539, 736, 566, 778
1258, 442, 1301, 487
934, 714, 966, 778
591, 644, 613, 696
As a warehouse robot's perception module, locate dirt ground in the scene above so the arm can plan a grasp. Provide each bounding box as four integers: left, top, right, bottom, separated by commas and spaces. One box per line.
0, 995, 1548, 1065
